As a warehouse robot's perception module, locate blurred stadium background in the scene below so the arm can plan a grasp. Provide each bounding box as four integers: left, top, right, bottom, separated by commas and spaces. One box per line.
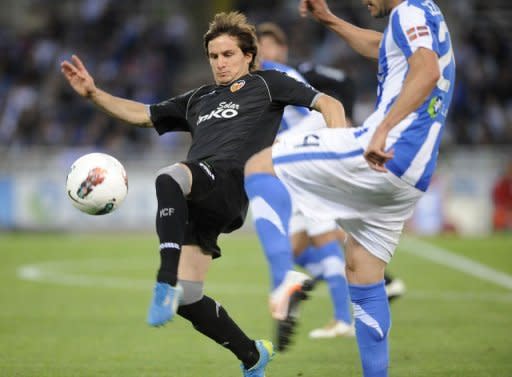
1, 0, 511, 234
0, 2, 511, 376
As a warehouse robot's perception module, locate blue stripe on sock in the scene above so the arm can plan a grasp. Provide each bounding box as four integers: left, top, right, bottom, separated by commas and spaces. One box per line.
317, 241, 351, 324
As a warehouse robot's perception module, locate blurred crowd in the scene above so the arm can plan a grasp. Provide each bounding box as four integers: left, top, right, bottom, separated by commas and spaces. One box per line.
1, 0, 511, 153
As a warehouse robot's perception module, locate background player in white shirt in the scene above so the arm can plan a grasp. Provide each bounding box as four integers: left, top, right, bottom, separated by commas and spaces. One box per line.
245, 1, 455, 376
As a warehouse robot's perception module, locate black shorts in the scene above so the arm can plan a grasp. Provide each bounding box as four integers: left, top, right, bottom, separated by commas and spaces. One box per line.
181, 159, 248, 259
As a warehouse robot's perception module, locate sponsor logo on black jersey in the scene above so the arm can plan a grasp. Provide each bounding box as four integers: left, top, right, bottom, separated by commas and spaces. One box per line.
230, 80, 245, 93
197, 101, 240, 125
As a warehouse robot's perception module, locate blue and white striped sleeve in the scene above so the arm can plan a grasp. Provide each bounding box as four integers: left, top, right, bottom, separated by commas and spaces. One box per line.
392, 5, 435, 58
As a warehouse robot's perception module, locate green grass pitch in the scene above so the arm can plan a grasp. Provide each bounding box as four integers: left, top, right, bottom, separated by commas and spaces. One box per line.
1, 232, 511, 376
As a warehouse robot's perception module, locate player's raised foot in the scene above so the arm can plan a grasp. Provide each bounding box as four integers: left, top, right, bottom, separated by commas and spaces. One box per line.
240, 339, 275, 377
309, 320, 355, 339
270, 270, 314, 352
385, 278, 406, 302
147, 282, 183, 326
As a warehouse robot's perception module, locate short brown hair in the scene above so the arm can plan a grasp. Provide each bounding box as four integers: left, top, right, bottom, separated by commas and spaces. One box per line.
203, 12, 258, 71
256, 22, 288, 46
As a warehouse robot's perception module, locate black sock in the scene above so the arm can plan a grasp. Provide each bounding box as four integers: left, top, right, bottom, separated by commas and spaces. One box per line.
155, 174, 188, 286
178, 296, 260, 369
384, 272, 393, 285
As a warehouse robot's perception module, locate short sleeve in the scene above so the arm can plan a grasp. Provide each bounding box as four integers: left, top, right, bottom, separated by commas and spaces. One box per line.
391, 5, 435, 58
258, 70, 320, 109
149, 89, 195, 135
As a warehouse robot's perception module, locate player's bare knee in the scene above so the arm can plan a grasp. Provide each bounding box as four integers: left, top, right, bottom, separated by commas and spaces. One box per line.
156, 163, 192, 196
244, 147, 274, 176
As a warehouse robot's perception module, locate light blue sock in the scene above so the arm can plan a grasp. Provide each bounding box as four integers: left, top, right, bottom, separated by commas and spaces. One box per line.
349, 281, 390, 377
317, 241, 351, 324
245, 173, 293, 289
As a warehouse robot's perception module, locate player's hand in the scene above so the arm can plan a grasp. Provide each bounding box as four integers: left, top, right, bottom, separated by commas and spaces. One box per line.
60, 55, 97, 98
299, 0, 334, 22
364, 126, 394, 173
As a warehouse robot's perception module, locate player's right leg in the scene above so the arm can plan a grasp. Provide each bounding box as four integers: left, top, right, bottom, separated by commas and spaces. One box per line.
291, 221, 354, 339
307, 231, 353, 338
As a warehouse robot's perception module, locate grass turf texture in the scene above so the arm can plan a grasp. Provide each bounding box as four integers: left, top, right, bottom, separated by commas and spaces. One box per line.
1, 232, 511, 377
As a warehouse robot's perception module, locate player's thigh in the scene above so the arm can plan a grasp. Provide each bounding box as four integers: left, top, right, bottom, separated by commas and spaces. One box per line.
245, 146, 275, 176
178, 245, 213, 282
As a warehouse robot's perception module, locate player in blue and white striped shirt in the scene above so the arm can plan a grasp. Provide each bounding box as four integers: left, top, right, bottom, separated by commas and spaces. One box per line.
245, 1, 455, 376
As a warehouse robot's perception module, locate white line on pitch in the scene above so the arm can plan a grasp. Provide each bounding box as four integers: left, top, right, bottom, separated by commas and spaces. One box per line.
399, 236, 512, 290
16, 260, 512, 302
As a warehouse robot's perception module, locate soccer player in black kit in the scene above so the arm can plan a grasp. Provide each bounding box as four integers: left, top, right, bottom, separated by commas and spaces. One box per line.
61, 11, 346, 377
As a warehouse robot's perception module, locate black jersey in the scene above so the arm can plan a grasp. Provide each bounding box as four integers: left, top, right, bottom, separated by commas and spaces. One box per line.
150, 69, 320, 166
297, 62, 355, 119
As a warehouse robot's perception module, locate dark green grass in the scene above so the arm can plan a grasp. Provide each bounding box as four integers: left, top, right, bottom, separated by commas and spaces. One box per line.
0, 232, 511, 377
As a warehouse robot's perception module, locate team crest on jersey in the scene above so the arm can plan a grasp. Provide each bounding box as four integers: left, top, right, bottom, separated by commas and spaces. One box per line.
230, 80, 245, 93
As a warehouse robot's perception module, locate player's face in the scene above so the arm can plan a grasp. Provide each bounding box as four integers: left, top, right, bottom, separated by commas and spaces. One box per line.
363, 0, 394, 18
208, 34, 253, 85
258, 35, 288, 64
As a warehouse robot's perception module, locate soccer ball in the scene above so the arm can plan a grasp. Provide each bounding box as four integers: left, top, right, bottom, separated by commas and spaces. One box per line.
66, 153, 128, 215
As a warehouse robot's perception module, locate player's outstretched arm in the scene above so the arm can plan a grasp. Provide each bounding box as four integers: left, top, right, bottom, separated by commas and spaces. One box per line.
60, 55, 152, 127
299, 0, 382, 60
313, 94, 347, 128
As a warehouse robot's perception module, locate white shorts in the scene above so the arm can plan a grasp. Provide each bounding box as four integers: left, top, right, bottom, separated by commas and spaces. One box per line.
289, 210, 338, 236
272, 127, 423, 263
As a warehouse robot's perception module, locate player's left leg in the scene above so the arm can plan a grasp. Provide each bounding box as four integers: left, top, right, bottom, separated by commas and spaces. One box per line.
306, 231, 353, 338
291, 222, 353, 338
176, 246, 273, 373
345, 236, 390, 377
147, 164, 192, 326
